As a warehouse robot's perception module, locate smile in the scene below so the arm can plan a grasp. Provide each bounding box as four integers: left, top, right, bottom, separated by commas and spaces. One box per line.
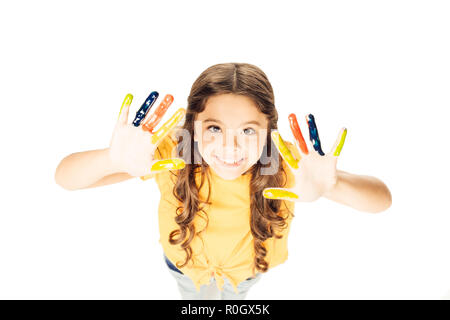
213, 154, 245, 168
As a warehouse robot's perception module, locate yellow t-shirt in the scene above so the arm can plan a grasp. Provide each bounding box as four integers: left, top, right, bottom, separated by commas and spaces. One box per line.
150, 130, 298, 293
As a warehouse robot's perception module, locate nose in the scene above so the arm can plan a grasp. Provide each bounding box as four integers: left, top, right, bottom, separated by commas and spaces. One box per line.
222, 129, 241, 154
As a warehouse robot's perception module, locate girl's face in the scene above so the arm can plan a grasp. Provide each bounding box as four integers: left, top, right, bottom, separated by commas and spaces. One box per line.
194, 93, 269, 180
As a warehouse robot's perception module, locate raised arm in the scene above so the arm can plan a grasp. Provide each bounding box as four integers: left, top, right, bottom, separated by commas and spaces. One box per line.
54, 92, 185, 190
324, 170, 392, 213
54, 148, 132, 190
263, 113, 392, 213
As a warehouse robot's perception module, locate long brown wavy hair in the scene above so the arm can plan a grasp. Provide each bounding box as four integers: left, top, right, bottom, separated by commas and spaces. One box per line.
169, 62, 293, 273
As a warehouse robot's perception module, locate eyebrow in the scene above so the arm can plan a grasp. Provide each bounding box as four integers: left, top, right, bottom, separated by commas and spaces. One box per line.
203, 118, 262, 126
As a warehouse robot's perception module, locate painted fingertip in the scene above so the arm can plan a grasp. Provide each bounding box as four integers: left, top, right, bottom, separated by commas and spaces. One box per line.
306, 113, 325, 156
306, 114, 315, 125
263, 189, 299, 200
288, 113, 309, 155
271, 130, 280, 141
333, 128, 347, 156
132, 91, 159, 127
271, 131, 299, 169
164, 94, 174, 104
142, 94, 175, 133
122, 93, 133, 107
151, 108, 186, 145
118, 93, 133, 119
150, 159, 186, 171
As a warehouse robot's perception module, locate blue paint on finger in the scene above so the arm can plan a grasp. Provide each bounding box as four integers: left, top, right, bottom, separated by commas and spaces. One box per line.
132, 91, 159, 127
307, 114, 325, 156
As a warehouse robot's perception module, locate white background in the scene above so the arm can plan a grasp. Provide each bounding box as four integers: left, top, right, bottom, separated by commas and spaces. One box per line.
0, 0, 449, 299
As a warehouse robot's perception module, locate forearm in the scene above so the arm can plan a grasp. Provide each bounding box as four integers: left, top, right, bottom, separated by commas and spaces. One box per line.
54, 148, 121, 190
324, 170, 392, 213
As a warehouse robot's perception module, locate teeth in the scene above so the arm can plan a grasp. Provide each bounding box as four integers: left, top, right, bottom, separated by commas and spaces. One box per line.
215, 155, 243, 165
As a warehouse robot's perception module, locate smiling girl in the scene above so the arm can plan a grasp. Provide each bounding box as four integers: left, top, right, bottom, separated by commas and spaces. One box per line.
55, 62, 391, 300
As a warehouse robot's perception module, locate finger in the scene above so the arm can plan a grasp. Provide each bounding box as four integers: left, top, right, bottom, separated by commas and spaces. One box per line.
151, 108, 186, 146
118, 94, 133, 123
306, 114, 325, 156
132, 91, 159, 127
288, 113, 309, 155
271, 130, 299, 170
142, 94, 174, 133
263, 187, 299, 201
151, 158, 186, 172
330, 127, 347, 157
140, 157, 186, 180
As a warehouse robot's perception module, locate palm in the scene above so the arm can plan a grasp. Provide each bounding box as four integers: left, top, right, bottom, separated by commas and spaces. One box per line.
109, 122, 156, 177
289, 151, 337, 201
109, 92, 186, 178
263, 114, 346, 202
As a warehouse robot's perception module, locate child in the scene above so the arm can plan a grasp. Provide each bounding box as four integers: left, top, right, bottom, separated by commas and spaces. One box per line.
54, 62, 392, 300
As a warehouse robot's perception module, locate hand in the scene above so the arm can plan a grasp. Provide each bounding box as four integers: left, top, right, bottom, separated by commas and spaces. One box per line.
263, 113, 347, 202
109, 92, 186, 177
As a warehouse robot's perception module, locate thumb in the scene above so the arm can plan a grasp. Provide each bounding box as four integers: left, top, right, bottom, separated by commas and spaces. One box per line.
263, 187, 299, 201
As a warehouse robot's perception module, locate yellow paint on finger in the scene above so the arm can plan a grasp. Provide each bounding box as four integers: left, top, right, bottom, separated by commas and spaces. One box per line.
333, 128, 347, 156
151, 108, 186, 145
150, 159, 186, 171
118, 94, 133, 119
271, 131, 299, 169
263, 188, 299, 200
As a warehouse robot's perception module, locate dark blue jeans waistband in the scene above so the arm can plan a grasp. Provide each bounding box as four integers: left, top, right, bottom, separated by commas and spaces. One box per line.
164, 254, 184, 275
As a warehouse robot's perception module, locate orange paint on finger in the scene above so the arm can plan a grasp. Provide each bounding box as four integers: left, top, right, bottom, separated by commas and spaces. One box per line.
288, 113, 308, 154
142, 94, 174, 133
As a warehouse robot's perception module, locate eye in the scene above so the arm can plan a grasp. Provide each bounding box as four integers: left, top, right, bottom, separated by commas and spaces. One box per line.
207, 125, 221, 133
243, 127, 256, 135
